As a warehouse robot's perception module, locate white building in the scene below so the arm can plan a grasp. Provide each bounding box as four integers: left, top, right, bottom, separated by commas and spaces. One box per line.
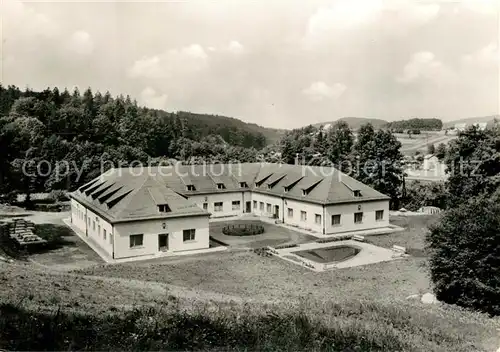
70, 163, 390, 260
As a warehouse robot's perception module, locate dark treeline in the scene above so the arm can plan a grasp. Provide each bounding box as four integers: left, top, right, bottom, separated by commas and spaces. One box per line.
0, 85, 268, 197
385, 118, 443, 131
278, 122, 404, 208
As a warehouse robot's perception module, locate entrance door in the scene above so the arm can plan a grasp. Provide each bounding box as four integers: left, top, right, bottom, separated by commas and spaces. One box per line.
158, 234, 169, 251
274, 205, 280, 219
245, 201, 251, 213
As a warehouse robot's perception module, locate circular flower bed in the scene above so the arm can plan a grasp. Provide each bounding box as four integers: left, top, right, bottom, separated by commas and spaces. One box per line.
222, 223, 265, 236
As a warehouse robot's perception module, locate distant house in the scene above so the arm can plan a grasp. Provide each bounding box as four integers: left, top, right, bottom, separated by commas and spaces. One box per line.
423, 154, 446, 174
472, 122, 488, 131
454, 123, 467, 132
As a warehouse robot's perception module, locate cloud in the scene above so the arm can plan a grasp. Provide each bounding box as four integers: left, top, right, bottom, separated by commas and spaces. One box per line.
2, 0, 59, 38
397, 51, 454, 84
128, 44, 208, 79
67, 30, 94, 55
308, 0, 383, 35
303, 82, 346, 101
463, 42, 499, 66
461, 0, 499, 15
227, 40, 245, 54
307, 0, 440, 38
140, 87, 168, 110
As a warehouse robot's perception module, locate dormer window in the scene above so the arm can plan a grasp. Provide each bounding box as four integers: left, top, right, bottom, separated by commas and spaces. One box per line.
217, 183, 225, 190
186, 185, 196, 191
158, 204, 171, 213
302, 190, 308, 196
353, 190, 361, 197
239, 182, 248, 188
284, 187, 289, 193
267, 184, 272, 189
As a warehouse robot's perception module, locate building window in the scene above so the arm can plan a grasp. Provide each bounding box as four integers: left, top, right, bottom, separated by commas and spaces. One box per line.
214, 202, 223, 212
183, 229, 196, 242
266, 203, 271, 213
300, 211, 307, 221
315, 214, 322, 225
93, 221, 96, 231
98, 225, 101, 236
232, 201, 241, 210
202, 202, 208, 210
331, 214, 341, 225
287, 208, 293, 218
103, 229, 107, 240
376, 210, 384, 221
353, 190, 362, 197
259, 202, 264, 211
186, 185, 196, 191
217, 183, 225, 190
253, 201, 257, 209
240, 182, 248, 188
129, 234, 143, 248
354, 212, 363, 224
158, 204, 171, 212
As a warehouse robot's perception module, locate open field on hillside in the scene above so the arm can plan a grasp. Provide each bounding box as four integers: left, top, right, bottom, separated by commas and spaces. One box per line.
393, 132, 457, 155
76, 215, 437, 303
1, 214, 499, 351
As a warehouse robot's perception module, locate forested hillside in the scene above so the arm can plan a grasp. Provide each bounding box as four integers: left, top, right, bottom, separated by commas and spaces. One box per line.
313, 117, 388, 130
0, 85, 273, 197
385, 118, 443, 131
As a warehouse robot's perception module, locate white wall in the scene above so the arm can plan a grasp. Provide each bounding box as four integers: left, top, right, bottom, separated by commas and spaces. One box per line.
283, 198, 324, 233
324, 200, 389, 234
113, 215, 209, 259
189, 192, 244, 218
71, 199, 115, 256
251, 192, 283, 220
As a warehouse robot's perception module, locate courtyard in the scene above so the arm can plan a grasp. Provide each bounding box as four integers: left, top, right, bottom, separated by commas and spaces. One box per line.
209, 219, 318, 249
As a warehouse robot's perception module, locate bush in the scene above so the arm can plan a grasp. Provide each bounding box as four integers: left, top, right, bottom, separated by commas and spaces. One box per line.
401, 181, 447, 211
222, 223, 265, 236
48, 190, 69, 202
427, 195, 500, 315
316, 235, 352, 243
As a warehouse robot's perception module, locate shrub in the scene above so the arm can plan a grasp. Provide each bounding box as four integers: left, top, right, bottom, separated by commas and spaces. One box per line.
274, 243, 298, 250
427, 195, 500, 315
222, 224, 265, 236
316, 235, 352, 243
48, 190, 69, 202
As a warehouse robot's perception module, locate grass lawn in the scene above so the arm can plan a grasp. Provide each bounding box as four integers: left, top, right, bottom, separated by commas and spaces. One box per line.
29, 223, 103, 270
210, 219, 317, 248
1, 214, 499, 351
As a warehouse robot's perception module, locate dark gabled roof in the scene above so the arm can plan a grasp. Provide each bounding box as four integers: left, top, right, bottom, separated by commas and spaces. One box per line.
70, 163, 390, 223
70, 171, 209, 224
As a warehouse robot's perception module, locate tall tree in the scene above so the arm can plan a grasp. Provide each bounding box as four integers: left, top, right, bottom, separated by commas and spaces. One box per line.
444, 126, 500, 207
353, 124, 403, 208
427, 193, 500, 315
325, 121, 354, 169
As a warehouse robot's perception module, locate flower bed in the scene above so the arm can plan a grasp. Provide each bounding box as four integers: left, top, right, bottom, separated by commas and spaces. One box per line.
222, 224, 265, 236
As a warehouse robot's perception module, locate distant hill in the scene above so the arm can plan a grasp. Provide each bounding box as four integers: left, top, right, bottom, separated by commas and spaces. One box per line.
312, 117, 388, 131
170, 111, 285, 147
443, 115, 500, 129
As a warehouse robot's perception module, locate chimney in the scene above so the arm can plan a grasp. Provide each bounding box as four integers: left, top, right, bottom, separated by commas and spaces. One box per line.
294, 153, 299, 165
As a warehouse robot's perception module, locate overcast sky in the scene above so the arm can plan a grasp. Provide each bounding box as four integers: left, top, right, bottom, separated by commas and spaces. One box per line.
1, 0, 499, 128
